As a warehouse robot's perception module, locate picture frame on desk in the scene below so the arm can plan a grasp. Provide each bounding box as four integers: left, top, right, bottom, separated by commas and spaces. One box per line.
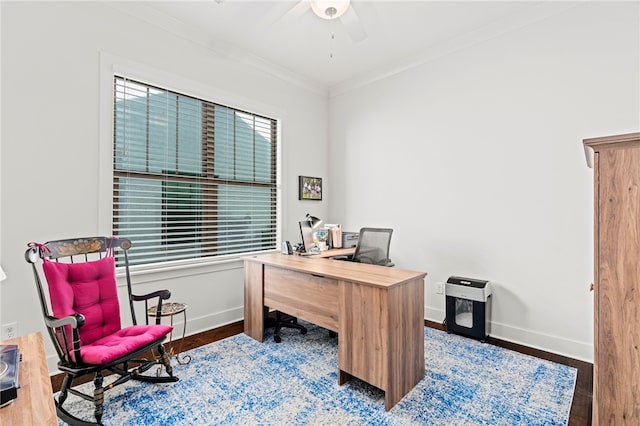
299, 176, 322, 201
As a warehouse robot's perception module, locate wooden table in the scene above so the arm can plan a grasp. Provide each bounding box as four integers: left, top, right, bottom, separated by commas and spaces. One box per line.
0, 332, 57, 425
244, 251, 427, 410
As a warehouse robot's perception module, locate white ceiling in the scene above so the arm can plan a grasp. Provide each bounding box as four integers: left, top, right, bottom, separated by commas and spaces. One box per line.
116, 1, 555, 93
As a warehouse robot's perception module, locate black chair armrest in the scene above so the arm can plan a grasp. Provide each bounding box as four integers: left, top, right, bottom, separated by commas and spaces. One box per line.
132, 289, 171, 302
45, 313, 85, 329
132, 290, 172, 325
331, 255, 353, 261
45, 313, 85, 365
353, 255, 395, 267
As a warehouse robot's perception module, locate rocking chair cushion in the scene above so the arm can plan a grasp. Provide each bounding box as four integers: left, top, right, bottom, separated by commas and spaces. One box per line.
42, 254, 173, 364
80, 324, 173, 365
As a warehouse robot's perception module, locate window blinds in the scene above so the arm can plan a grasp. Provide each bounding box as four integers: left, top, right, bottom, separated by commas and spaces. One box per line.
113, 76, 278, 266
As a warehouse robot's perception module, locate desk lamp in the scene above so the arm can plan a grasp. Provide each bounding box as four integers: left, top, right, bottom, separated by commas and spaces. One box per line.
305, 213, 322, 230
306, 213, 323, 243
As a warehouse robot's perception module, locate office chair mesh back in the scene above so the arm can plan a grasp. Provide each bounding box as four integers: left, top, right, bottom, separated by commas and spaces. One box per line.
353, 228, 394, 267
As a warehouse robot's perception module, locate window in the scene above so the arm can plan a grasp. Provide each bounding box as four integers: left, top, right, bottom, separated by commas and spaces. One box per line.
113, 76, 278, 266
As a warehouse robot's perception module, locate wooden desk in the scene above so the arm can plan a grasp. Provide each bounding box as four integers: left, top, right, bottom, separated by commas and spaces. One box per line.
244, 252, 426, 410
0, 332, 57, 425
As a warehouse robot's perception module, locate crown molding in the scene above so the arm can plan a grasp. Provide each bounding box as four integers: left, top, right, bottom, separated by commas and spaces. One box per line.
329, 1, 581, 98
105, 2, 328, 97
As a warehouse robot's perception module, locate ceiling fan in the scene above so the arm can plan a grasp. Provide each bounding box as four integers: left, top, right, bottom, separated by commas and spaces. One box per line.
281, 0, 367, 43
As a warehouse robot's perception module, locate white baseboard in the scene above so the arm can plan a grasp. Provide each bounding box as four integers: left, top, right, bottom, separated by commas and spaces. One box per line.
424, 306, 593, 363
184, 306, 244, 337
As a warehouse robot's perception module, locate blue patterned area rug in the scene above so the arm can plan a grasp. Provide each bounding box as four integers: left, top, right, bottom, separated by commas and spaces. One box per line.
59, 323, 576, 425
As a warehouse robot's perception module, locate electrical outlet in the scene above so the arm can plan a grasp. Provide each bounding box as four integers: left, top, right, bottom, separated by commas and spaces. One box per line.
2, 322, 18, 340
436, 282, 444, 295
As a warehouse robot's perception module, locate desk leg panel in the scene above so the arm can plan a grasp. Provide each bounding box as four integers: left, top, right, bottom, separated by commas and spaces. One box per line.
338, 277, 425, 411
244, 261, 264, 342
385, 278, 425, 410
338, 280, 388, 391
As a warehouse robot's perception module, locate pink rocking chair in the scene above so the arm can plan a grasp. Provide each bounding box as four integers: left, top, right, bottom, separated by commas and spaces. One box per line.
25, 237, 178, 425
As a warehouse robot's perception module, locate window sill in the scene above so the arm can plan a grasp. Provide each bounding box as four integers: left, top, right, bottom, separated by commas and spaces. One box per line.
116, 250, 278, 285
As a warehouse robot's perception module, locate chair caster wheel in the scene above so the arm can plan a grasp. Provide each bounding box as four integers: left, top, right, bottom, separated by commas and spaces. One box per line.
274, 335, 282, 343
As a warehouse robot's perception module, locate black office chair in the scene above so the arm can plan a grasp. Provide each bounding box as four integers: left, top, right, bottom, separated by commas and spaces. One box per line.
352, 227, 395, 266
265, 309, 307, 343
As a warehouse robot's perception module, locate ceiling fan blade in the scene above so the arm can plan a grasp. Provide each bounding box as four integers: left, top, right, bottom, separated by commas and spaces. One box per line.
275, 0, 311, 26
340, 5, 367, 43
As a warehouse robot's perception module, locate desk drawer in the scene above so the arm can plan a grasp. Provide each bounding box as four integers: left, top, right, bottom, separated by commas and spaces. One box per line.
264, 266, 339, 332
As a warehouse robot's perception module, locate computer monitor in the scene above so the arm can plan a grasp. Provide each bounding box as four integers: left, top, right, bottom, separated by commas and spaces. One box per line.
299, 220, 315, 253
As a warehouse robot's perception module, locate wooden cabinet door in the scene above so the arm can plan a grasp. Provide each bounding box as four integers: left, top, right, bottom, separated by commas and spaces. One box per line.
596, 144, 640, 424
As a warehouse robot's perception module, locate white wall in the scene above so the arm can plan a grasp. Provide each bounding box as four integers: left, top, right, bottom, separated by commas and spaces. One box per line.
328, 1, 639, 361
0, 2, 329, 371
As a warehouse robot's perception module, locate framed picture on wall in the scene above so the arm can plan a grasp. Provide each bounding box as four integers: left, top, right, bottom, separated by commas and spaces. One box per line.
299, 176, 323, 201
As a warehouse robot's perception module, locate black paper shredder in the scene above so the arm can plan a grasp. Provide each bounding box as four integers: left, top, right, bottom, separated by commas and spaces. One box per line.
445, 276, 492, 341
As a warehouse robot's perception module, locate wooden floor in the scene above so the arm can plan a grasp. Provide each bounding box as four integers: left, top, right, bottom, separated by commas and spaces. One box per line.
50, 320, 592, 425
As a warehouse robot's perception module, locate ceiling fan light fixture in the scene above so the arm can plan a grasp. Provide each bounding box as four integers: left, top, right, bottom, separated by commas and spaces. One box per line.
310, 0, 351, 20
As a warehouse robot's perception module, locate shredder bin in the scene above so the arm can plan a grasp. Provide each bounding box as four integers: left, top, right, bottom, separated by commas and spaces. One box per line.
445, 276, 492, 341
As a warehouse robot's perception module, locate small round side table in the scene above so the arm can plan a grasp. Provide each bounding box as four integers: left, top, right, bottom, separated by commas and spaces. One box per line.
147, 302, 191, 365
